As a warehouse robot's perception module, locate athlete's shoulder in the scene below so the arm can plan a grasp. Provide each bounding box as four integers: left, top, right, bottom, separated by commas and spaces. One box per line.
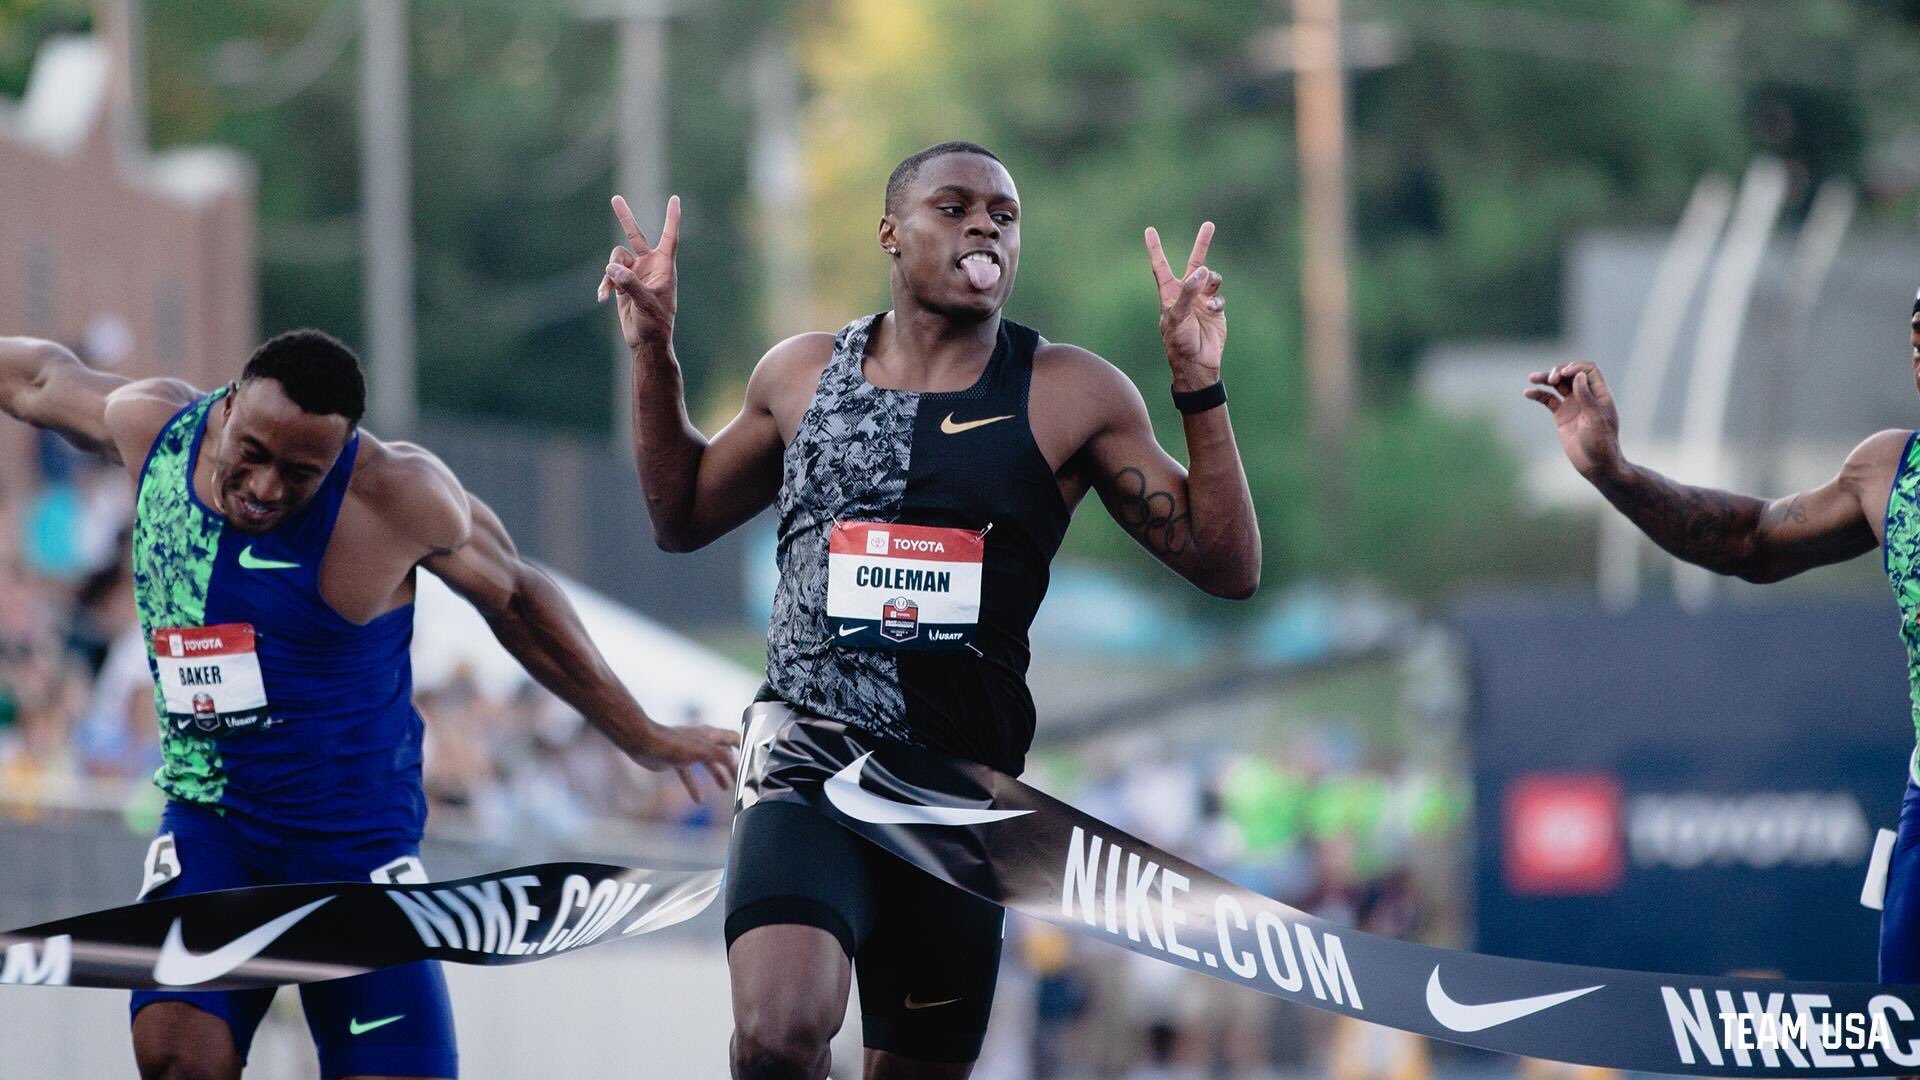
1843, 429, 1915, 485
1032, 339, 1145, 406
746, 331, 837, 411
103, 376, 200, 419
1036, 340, 1121, 374
753, 332, 836, 379
350, 435, 470, 554
102, 378, 204, 467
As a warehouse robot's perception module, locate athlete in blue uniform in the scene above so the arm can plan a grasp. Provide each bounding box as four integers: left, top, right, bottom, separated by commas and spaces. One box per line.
0, 329, 739, 1079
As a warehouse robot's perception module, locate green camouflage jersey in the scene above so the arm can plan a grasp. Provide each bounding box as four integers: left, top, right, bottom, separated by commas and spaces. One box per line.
1883, 431, 1920, 782
132, 390, 229, 804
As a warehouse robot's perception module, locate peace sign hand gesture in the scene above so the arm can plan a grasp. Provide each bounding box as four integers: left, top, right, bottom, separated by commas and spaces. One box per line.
1145, 222, 1226, 389
598, 195, 681, 350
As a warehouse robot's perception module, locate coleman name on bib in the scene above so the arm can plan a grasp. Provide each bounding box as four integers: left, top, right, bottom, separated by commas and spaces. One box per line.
151, 624, 272, 735
827, 521, 984, 651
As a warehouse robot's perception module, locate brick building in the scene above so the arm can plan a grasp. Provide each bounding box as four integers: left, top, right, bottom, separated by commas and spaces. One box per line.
0, 28, 255, 485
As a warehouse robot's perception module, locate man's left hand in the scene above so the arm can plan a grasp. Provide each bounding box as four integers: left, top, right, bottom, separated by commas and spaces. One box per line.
1144, 222, 1226, 391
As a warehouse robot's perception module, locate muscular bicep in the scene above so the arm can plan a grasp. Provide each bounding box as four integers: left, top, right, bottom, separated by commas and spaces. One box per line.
1, 339, 127, 460
418, 493, 520, 620
681, 399, 784, 543
651, 336, 823, 551
1746, 432, 1900, 582
1084, 377, 1198, 567
1750, 485, 1875, 577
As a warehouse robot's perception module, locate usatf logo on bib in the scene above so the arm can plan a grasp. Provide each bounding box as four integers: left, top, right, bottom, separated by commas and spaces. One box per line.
150, 623, 273, 735
827, 521, 984, 652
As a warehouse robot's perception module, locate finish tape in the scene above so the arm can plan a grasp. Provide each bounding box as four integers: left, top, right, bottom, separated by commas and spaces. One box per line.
9, 703, 1918, 1078
0, 862, 720, 991
743, 704, 1920, 1078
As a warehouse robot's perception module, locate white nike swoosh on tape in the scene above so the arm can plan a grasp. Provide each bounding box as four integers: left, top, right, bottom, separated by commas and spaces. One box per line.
824, 753, 1033, 827
621, 876, 724, 936
153, 896, 337, 987
1425, 966, 1602, 1032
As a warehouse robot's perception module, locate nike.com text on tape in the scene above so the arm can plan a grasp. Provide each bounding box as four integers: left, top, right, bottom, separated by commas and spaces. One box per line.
1060, 826, 1362, 1009
1663, 988, 1920, 1071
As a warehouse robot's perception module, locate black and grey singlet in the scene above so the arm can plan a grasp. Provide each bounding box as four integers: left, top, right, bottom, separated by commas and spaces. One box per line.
758, 313, 1071, 775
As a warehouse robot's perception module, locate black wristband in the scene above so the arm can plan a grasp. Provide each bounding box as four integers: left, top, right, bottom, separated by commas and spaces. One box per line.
1171, 379, 1226, 414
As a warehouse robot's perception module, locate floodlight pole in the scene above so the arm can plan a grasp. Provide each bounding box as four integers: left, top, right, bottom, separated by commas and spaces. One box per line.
360, 0, 417, 436
95, 0, 147, 157
750, 30, 809, 342
575, 0, 674, 456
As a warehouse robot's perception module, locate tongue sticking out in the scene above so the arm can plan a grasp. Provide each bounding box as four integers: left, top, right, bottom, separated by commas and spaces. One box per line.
963, 258, 1002, 291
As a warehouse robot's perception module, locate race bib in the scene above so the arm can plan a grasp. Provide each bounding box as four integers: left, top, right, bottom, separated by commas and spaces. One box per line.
827, 521, 984, 651
150, 624, 272, 735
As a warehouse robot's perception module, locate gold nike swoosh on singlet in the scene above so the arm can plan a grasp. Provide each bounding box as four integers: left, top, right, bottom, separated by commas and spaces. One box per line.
940, 412, 1015, 435
904, 993, 962, 1010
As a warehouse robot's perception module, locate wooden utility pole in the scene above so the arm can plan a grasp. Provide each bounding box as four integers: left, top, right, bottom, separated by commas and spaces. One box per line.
1291, 0, 1356, 471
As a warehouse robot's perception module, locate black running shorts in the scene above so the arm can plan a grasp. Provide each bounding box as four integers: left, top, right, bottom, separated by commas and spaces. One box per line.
724, 797, 1004, 1063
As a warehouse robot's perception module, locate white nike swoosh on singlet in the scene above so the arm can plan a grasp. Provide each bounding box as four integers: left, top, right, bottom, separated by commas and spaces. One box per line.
152, 896, 337, 986
1424, 967, 1603, 1032
823, 753, 1032, 827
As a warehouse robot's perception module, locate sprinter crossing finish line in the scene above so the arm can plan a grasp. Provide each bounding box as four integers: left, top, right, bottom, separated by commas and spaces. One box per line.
0, 328, 739, 1080
8, 140, 1914, 1079
603, 139, 1261, 1077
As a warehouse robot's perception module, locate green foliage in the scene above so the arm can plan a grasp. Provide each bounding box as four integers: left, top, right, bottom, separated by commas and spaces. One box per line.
0, 0, 85, 96
5, 0, 1920, 597
791, 0, 1917, 597
5, 0, 778, 433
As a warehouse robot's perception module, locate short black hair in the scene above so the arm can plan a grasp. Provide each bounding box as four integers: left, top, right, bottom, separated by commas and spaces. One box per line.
240, 329, 367, 424
885, 140, 1003, 216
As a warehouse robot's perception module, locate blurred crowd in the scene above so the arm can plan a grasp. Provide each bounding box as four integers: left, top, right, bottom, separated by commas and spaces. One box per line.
0, 435, 144, 816
417, 669, 720, 847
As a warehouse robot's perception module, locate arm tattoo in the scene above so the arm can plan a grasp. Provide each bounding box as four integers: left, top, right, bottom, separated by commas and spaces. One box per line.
1598, 464, 1768, 576
1757, 495, 1807, 534
1111, 467, 1192, 557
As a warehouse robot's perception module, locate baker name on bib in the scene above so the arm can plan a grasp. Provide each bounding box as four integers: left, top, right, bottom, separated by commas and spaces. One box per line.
150, 623, 274, 735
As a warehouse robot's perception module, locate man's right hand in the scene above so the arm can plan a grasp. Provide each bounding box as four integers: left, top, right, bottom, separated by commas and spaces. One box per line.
599, 194, 681, 350
1524, 360, 1623, 480
628, 719, 741, 803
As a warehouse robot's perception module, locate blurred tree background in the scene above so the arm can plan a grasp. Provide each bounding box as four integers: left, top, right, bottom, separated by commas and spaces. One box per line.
5, 0, 1920, 601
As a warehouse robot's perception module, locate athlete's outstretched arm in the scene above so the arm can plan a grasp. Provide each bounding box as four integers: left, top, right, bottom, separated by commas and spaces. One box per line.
598, 195, 787, 552
1085, 224, 1261, 599
411, 469, 739, 798
1526, 360, 1886, 582
0, 337, 127, 459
